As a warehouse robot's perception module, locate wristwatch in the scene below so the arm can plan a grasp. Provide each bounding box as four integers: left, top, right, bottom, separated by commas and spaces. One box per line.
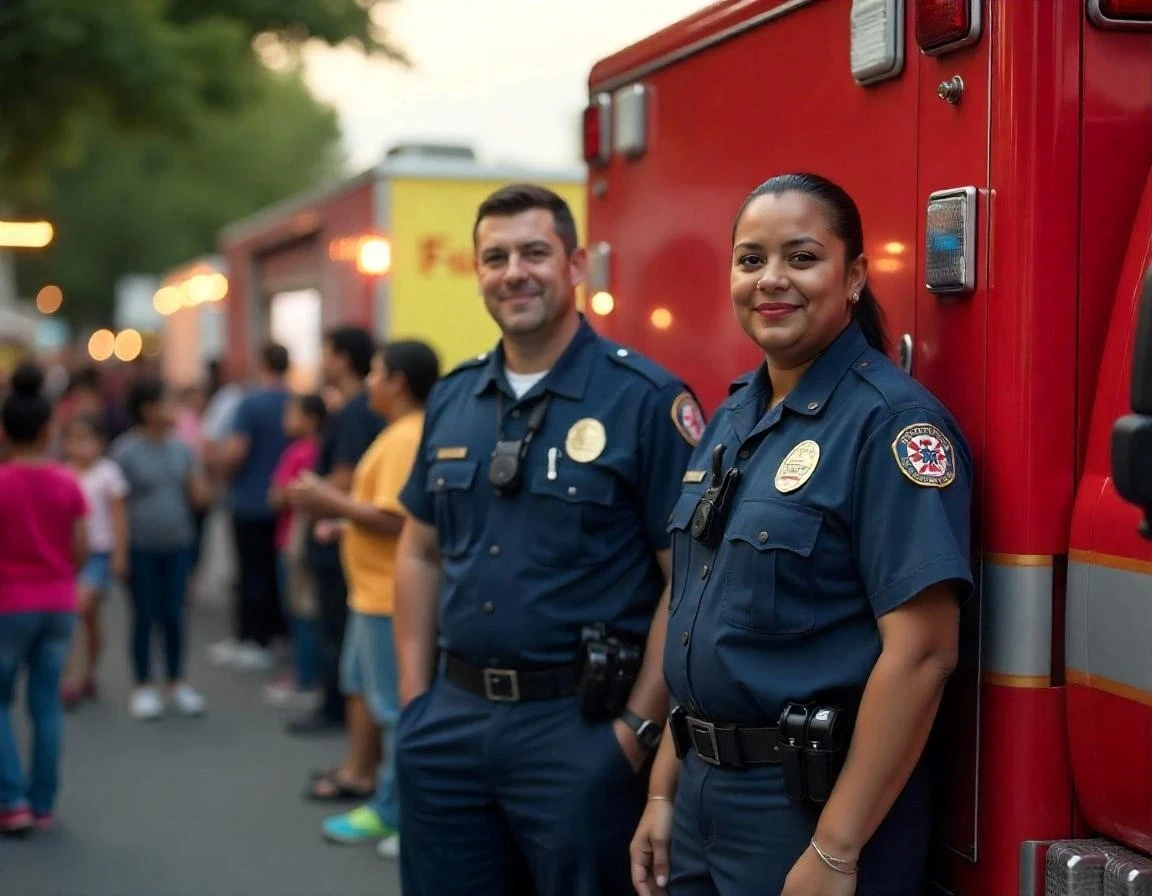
620, 709, 663, 751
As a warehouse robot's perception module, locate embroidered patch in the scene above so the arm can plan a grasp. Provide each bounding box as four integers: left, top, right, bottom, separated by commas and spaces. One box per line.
565, 418, 607, 463
671, 392, 706, 446
774, 440, 820, 493
891, 423, 955, 488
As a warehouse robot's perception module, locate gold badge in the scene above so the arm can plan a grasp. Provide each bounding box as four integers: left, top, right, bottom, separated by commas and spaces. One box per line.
435, 446, 468, 460
682, 470, 706, 484
774, 440, 821, 493
565, 418, 607, 463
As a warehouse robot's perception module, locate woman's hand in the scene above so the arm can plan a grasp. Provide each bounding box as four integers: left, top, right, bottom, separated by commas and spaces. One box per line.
630, 798, 674, 896
780, 844, 857, 896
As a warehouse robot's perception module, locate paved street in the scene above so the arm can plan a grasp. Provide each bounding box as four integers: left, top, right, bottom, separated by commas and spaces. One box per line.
2, 514, 402, 896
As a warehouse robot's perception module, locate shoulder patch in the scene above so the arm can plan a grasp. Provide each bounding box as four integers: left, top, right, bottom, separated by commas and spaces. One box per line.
891, 423, 955, 488
604, 343, 678, 388
671, 392, 706, 446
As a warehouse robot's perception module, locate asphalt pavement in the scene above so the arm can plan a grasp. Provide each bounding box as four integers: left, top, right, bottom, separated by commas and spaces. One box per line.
1, 544, 403, 896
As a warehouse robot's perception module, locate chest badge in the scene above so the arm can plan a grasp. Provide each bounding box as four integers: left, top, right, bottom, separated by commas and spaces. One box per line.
565, 418, 607, 463
774, 440, 821, 493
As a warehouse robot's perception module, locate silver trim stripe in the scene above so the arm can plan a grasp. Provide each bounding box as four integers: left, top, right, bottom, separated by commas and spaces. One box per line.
592, 0, 820, 94
1067, 560, 1152, 695
981, 560, 1052, 680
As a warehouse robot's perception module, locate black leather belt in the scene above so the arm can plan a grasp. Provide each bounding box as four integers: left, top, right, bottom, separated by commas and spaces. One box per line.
444, 653, 579, 702
679, 714, 782, 768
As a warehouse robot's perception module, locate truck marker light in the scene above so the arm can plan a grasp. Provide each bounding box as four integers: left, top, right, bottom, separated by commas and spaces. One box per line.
916, 0, 981, 55
850, 0, 905, 86
1090, 0, 1152, 27
590, 292, 616, 316
612, 84, 648, 160
582, 93, 612, 167
357, 237, 392, 276
925, 186, 977, 294
587, 242, 612, 295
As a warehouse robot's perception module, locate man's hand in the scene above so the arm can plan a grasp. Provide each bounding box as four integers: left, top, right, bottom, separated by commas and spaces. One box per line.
613, 718, 649, 772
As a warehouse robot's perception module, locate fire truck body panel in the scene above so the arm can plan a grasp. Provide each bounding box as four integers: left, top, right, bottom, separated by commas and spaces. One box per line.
586, 1, 1152, 892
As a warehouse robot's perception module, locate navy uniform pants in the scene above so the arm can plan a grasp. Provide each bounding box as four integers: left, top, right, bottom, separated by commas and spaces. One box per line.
670, 755, 929, 895
395, 677, 645, 896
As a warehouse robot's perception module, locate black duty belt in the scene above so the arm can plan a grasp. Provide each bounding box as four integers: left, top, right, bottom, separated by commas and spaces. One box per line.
678, 713, 782, 768
444, 653, 579, 703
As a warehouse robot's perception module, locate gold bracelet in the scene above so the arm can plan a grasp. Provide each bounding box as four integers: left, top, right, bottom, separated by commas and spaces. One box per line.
647, 795, 674, 803
810, 838, 859, 875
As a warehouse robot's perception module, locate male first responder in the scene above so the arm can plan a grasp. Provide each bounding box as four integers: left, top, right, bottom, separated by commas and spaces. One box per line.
393, 183, 703, 896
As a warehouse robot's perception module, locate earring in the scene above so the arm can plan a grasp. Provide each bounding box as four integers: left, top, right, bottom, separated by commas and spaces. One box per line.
850, 292, 860, 304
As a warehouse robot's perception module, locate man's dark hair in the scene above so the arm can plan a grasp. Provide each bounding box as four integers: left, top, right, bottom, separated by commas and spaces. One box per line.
262, 342, 290, 375
380, 340, 441, 405
324, 326, 376, 379
472, 184, 579, 255
126, 376, 165, 425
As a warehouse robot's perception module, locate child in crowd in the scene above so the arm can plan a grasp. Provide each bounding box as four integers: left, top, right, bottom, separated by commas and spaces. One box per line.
111, 377, 210, 721
0, 364, 88, 836
266, 393, 327, 709
60, 414, 128, 709
287, 340, 440, 859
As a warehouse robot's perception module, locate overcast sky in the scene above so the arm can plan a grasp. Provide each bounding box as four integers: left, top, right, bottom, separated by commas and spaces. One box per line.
302, 0, 706, 172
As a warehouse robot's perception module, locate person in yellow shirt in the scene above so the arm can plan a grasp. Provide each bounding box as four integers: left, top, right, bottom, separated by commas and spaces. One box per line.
285, 340, 440, 859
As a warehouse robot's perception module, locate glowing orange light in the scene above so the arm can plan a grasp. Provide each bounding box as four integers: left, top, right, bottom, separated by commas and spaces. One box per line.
35, 285, 63, 314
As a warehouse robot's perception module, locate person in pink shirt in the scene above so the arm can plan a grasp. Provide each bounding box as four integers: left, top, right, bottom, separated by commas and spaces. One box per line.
265, 393, 327, 708
0, 364, 88, 836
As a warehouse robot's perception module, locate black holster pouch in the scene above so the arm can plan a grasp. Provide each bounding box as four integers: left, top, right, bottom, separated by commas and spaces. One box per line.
778, 701, 856, 805
668, 705, 691, 759
576, 623, 643, 720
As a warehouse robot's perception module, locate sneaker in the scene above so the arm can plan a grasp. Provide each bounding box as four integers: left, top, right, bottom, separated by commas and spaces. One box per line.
230, 644, 275, 672
207, 638, 242, 665
377, 833, 400, 860
169, 683, 206, 717
322, 806, 395, 845
0, 807, 33, 837
32, 812, 54, 833
264, 680, 321, 711
130, 686, 164, 720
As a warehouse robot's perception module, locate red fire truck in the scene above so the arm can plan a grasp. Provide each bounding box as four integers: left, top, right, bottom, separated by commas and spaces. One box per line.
582, 1, 1152, 893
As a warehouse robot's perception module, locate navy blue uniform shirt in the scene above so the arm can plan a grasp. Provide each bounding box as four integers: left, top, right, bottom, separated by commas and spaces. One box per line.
399, 317, 702, 668
665, 323, 974, 723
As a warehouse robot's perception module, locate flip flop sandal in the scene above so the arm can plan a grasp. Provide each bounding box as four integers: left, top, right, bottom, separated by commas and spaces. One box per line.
304, 771, 375, 802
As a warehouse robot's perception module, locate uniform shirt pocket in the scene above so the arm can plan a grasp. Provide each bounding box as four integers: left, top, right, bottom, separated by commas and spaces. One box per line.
426, 460, 479, 559
667, 490, 701, 614
526, 464, 618, 567
722, 499, 823, 635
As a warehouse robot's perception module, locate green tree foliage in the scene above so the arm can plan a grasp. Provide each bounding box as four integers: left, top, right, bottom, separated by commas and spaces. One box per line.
14, 69, 345, 324
0, 0, 405, 196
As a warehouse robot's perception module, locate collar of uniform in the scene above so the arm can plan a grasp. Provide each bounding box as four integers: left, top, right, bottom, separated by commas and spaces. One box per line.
471, 315, 598, 400
782, 322, 869, 416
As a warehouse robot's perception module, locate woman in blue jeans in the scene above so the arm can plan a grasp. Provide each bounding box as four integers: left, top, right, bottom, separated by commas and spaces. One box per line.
110, 377, 210, 721
0, 364, 88, 835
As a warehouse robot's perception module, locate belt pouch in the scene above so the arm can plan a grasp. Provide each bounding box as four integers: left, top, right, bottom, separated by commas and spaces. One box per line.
778, 702, 810, 802
668, 706, 690, 759
804, 705, 852, 804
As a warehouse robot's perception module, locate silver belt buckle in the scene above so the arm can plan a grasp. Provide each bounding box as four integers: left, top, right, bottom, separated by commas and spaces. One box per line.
482, 668, 521, 702
687, 717, 720, 765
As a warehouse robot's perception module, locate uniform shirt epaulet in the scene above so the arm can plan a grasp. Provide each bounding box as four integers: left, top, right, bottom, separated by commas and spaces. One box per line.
444, 352, 490, 378
602, 342, 678, 390
850, 349, 943, 413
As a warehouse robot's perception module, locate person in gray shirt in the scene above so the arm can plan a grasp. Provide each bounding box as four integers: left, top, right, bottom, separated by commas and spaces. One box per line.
110, 376, 210, 722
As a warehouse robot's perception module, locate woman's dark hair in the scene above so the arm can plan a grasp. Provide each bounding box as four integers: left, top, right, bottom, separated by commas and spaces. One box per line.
1, 363, 52, 445
126, 376, 165, 425
380, 340, 441, 405
733, 172, 890, 355
68, 412, 108, 442
324, 326, 376, 379
295, 392, 328, 426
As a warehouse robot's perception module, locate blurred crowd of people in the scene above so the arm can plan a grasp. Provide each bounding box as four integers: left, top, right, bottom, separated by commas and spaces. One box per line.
0, 328, 440, 860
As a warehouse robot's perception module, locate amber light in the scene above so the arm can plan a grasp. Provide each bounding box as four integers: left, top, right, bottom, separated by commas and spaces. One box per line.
1098, 0, 1152, 18
916, 0, 971, 52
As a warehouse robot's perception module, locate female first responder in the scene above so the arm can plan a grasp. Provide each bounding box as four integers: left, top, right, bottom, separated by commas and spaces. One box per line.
629, 173, 974, 896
